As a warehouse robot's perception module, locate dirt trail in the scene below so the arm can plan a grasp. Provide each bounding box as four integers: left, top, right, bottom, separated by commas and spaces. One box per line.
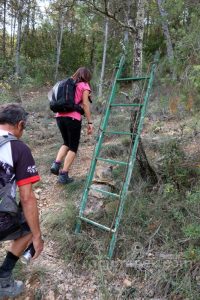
21, 128, 99, 299
1, 139, 99, 300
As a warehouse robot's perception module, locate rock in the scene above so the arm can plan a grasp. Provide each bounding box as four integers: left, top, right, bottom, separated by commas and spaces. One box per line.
35, 188, 42, 194
196, 275, 200, 286
147, 252, 154, 257
84, 197, 104, 216
146, 289, 155, 297
57, 283, 66, 292
34, 193, 40, 200
89, 183, 112, 199
55, 296, 63, 300
123, 278, 132, 287
44, 290, 55, 300
93, 165, 115, 186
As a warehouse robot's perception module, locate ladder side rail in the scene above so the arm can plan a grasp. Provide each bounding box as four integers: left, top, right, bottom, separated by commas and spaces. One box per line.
100, 55, 125, 131
75, 55, 125, 233
108, 57, 158, 258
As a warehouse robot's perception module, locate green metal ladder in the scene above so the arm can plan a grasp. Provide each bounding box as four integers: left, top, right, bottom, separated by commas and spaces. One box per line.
75, 53, 159, 259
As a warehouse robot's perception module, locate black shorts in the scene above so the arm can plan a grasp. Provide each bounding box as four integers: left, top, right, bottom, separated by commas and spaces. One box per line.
0, 212, 30, 242
56, 117, 82, 153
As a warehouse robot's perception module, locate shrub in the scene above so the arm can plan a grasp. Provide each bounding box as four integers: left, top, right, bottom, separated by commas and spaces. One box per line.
159, 140, 197, 191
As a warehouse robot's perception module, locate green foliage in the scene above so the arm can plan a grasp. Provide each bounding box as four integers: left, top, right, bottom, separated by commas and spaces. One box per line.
100, 143, 124, 159
184, 246, 200, 260
144, 28, 165, 59
0, 58, 15, 79
42, 201, 77, 236
182, 224, 200, 240
175, 13, 200, 66
0, 80, 13, 104
21, 23, 56, 60
186, 189, 200, 204
159, 140, 197, 190
163, 182, 178, 198
180, 189, 200, 245
25, 57, 55, 84
188, 65, 200, 91
61, 32, 89, 75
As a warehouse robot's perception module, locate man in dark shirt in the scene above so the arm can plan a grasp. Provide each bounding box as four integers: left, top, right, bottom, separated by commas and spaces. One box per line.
0, 104, 43, 297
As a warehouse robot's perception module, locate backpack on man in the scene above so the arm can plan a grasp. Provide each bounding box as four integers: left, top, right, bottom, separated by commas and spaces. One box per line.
0, 135, 19, 216
48, 78, 84, 114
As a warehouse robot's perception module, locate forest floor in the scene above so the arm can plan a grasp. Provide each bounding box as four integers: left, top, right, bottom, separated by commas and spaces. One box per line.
0, 86, 200, 299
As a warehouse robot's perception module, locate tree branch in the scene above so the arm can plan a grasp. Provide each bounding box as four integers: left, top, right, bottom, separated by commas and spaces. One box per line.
84, 0, 135, 33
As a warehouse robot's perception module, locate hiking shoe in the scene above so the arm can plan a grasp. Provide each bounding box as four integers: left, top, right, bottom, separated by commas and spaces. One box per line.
0, 275, 24, 298
58, 173, 74, 184
50, 161, 61, 175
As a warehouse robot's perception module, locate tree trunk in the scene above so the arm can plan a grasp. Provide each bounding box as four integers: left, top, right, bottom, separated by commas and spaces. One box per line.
23, 0, 31, 56
157, 0, 174, 61
144, 1, 150, 44
26, 0, 31, 32
15, 10, 22, 76
10, 12, 16, 57
13, 0, 25, 104
131, 0, 158, 184
98, 18, 109, 101
31, 1, 36, 32
137, 138, 158, 184
133, 0, 145, 77
2, 0, 7, 59
90, 34, 96, 69
157, 0, 176, 79
55, 11, 65, 81
122, 0, 131, 49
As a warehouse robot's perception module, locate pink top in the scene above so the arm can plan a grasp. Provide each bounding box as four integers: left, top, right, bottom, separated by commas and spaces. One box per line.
56, 81, 91, 121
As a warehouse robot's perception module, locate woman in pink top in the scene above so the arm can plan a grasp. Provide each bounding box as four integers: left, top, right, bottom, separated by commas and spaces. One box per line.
50, 67, 93, 184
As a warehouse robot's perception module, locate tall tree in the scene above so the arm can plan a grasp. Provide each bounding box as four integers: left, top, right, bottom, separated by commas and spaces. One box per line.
98, 17, 109, 100
51, 0, 76, 80
133, 0, 146, 78
2, 0, 7, 59
157, 0, 175, 78
83, 0, 158, 184
131, 0, 158, 184
123, 0, 132, 46
15, 0, 23, 75
10, 8, 17, 57
55, 8, 65, 80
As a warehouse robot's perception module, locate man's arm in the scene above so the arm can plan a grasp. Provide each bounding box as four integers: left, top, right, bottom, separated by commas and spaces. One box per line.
19, 183, 43, 259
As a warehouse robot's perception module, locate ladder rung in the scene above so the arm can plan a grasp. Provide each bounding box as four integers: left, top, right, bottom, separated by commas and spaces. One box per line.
89, 186, 120, 198
103, 130, 134, 136
117, 76, 150, 81
79, 216, 116, 232
97, 157, 128, 166
110, 103, 143, 107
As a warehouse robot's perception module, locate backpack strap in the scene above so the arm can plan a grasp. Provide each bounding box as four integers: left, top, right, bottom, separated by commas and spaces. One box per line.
0, 135, 18, 147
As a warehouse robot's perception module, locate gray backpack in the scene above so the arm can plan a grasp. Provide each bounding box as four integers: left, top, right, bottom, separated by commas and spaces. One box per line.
0, 135, 19, 215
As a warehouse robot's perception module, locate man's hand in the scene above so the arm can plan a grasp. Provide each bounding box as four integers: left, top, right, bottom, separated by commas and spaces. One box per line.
32, 236, 44, 259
